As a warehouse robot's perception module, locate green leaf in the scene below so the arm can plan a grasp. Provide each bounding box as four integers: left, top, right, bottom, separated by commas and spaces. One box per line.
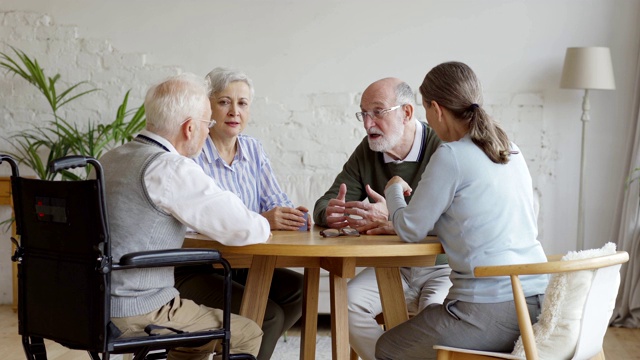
2, 46, 146, 180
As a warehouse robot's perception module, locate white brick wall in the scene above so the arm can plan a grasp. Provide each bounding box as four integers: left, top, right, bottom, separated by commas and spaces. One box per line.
0, 11, 177, 146
0, 10, 554, 305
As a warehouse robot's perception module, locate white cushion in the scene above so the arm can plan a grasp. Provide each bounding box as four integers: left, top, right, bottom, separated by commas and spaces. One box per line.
511, 242, 617, 359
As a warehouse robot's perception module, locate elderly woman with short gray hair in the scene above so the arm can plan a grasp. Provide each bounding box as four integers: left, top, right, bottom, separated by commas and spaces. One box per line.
175, 67, 306, 360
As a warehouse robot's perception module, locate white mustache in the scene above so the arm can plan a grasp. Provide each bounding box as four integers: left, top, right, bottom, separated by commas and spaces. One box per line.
367, 128, 383, 136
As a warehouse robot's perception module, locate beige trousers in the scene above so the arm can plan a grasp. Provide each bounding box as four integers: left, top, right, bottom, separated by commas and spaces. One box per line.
111, 296, 263, 360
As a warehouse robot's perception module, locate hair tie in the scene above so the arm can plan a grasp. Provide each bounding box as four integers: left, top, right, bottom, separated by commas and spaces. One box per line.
469, 103, 479, 111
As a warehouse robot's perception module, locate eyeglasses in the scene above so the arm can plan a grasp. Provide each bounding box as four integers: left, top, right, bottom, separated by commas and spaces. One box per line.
320, 228, 360, 238
355, 105, 403, 122
180, 118, 217, 128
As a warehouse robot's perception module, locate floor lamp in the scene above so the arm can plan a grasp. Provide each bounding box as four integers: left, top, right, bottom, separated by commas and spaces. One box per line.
560, 47, 616, 250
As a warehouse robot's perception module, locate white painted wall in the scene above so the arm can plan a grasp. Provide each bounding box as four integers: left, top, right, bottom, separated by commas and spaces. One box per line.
0, 0, 639, 305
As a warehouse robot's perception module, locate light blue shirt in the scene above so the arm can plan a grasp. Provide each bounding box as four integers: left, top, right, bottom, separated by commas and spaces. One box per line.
385, 134, 548, 303
195, 134, 293, 213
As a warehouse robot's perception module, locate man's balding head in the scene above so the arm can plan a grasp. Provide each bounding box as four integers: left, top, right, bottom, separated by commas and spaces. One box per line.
359, 78, 416, 159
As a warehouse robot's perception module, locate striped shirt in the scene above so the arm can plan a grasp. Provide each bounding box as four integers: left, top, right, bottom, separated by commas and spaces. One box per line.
195, 134, 293, 213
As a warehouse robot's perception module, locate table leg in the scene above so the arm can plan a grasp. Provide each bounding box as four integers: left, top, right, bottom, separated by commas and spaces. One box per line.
300, 267, 320, 360
239, 255, 276, 326
329, 272, 350, 360
375, 267, 408, 329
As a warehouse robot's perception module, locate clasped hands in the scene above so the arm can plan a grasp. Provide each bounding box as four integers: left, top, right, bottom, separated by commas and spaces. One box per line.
324, 183, 393, 235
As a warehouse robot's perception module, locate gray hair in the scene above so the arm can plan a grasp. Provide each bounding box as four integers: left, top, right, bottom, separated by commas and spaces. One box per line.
144, 73, 209, 138
395, 81, 415, 106
204, 67, 255, 100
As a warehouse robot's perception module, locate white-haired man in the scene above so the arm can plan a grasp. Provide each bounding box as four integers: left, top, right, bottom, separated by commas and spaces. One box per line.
100, 74, 269, 360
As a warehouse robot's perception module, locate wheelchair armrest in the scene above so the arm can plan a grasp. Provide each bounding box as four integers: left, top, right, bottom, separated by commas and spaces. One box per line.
113, 249, 223, 270
0, 154, 19, 176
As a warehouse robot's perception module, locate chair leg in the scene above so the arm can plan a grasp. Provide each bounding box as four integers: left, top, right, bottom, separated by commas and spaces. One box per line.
22, 336, 47, 360
88, 351, 103, 360
133, 348, 151, 360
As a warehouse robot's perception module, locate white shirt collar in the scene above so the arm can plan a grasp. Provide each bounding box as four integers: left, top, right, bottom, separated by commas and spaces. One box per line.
139, 129, 179, 154
383, 119, 423, 163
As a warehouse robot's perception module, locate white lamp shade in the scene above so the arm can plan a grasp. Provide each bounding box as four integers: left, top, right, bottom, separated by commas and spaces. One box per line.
560, 47, 616, 90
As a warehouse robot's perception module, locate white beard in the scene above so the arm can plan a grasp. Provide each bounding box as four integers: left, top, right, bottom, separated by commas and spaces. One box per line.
367, 120, 404, 153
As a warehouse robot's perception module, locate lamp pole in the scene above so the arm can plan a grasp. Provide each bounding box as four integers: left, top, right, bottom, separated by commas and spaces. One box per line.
561, 46, 615, 251
577, 89, 590, 251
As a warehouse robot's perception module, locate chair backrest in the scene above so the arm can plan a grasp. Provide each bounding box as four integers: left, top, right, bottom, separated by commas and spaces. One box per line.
572, 262, 621, 359
511, 244, 626, 359
12, 161, 111, 352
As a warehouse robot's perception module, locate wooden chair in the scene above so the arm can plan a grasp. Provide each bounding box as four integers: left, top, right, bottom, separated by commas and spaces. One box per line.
434, 246, 629, 360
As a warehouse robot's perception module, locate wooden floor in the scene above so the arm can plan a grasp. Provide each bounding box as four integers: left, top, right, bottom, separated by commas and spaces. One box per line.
1, 304, 639, 359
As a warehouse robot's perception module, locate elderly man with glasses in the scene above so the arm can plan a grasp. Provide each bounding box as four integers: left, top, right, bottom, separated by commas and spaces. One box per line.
102, 73, 268, 360
313, 77, 452, 360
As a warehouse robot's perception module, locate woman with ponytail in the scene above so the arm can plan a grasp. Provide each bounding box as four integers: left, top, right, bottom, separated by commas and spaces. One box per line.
375, 62, 548, 359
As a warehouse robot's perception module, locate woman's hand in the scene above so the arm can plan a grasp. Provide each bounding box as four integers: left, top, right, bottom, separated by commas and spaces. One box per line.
385, 176, 412, 196
262, 206, 309, 231
356, 220, 397, 235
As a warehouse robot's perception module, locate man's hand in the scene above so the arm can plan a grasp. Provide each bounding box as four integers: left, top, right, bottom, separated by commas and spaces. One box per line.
262, 206, 308, 231
325, 183, 349, 228
356, 220, 396, 235
344, 185, 389, 228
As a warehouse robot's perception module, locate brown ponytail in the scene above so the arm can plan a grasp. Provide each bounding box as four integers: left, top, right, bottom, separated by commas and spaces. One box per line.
419, 62, 515, 164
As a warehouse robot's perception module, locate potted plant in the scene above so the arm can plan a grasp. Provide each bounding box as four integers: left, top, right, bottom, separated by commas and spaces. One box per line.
0, 46, 146, 180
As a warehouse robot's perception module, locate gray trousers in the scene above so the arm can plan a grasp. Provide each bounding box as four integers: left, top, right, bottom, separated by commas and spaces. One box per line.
348, 266, 452, 360
375, 295, 544, 360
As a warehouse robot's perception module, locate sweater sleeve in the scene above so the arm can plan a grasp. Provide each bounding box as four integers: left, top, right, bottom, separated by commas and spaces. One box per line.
385, 144, 458, 243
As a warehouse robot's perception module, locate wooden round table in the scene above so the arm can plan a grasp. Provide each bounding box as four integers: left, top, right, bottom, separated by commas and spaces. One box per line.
184, 226, 443, 360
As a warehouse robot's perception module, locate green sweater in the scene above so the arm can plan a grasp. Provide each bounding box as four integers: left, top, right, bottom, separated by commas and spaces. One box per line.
313, 121, 442, 226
